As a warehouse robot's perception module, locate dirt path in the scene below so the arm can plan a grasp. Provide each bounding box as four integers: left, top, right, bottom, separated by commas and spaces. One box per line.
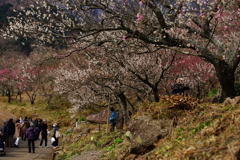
1, 139, 52, 160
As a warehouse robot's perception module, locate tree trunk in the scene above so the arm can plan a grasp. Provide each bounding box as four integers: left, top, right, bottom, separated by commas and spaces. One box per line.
152, 87, 160, 102
47, 94, 53, 107
7, 95, 11, 103
215, 61, 236, 102
26, 91, 36, 105
19, 93, 22, 102
126, 98, 135, 114
117, 92, 129, 125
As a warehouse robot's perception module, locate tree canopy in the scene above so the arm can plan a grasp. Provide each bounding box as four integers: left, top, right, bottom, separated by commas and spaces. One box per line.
1, 0, 240, 102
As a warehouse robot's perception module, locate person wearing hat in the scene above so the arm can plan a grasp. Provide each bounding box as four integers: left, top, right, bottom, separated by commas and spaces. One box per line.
39, 119, 48, 148
26, 123, 36, 153
51, 123, 58, 149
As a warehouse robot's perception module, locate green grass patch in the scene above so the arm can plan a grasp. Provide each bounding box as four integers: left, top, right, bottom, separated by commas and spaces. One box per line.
189, 121, 212, 135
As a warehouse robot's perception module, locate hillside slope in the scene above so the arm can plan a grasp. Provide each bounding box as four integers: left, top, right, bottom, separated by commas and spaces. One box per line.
54, 96, 240, 160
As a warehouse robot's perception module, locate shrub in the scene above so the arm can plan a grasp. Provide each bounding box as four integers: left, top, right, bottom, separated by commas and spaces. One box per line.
113, 137, 123, 144
208, 88, 217, 97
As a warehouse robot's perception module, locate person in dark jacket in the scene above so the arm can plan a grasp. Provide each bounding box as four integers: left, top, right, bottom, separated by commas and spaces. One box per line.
7, 118, 15, 147
39, 119, 48, 148
37, 119, 43, 140
28, 118, 32, 128
1, 121, 8, 145
0, 131, 5, 151
171, 77, 190, 95
33, 116, 38, 128
26, 123, 36, 153
51, 123, 58, 149
6, 89, 10, 103
109, 107, 117, 132
38, 119, 43, 131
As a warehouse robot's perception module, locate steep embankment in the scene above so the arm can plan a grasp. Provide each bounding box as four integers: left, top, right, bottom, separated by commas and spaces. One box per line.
54, 96, 240, 160
0, 110, 16, 128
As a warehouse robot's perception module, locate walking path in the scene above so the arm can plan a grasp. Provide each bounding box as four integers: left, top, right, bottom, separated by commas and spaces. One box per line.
1, 139, 52, 160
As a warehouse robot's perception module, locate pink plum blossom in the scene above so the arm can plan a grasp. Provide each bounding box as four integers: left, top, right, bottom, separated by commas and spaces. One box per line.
136, 14, 143, 21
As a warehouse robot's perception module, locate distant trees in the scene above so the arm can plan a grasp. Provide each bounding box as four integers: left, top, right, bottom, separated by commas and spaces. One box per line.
18, 48, 59, 105
0, 46, 61, 105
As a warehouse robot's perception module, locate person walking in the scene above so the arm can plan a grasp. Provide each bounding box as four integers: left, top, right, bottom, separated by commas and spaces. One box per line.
0, 131, 5, 153
26, 123, 36, 153
14, 119, 23, 148
6, 89, 11, 103
38, 119, 43, 131
33, 116, 39, 128
1, 121, 8, 146
109, 107, 117, 132
39, 119, 48, 148
52, 123, 59, 149
28, 118, 33, 128
7, 118, 15, 147
19, 117, 23, 125
21, 120, 28, 141
37, 119, 43, 140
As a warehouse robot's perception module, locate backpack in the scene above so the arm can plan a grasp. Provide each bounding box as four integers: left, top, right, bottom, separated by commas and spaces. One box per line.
55, 130, 61, 138
33, 127, 39, 141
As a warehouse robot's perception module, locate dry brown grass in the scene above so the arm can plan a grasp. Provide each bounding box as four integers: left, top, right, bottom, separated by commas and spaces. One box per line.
0, 110, 16, 129
138, 102, 240, 160
89, 96, 240, 160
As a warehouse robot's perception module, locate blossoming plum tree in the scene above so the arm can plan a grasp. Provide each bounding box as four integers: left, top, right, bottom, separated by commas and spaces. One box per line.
3, 0, 240, 102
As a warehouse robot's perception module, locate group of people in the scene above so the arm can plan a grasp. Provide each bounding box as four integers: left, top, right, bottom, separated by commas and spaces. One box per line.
0, 116, 60, 153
